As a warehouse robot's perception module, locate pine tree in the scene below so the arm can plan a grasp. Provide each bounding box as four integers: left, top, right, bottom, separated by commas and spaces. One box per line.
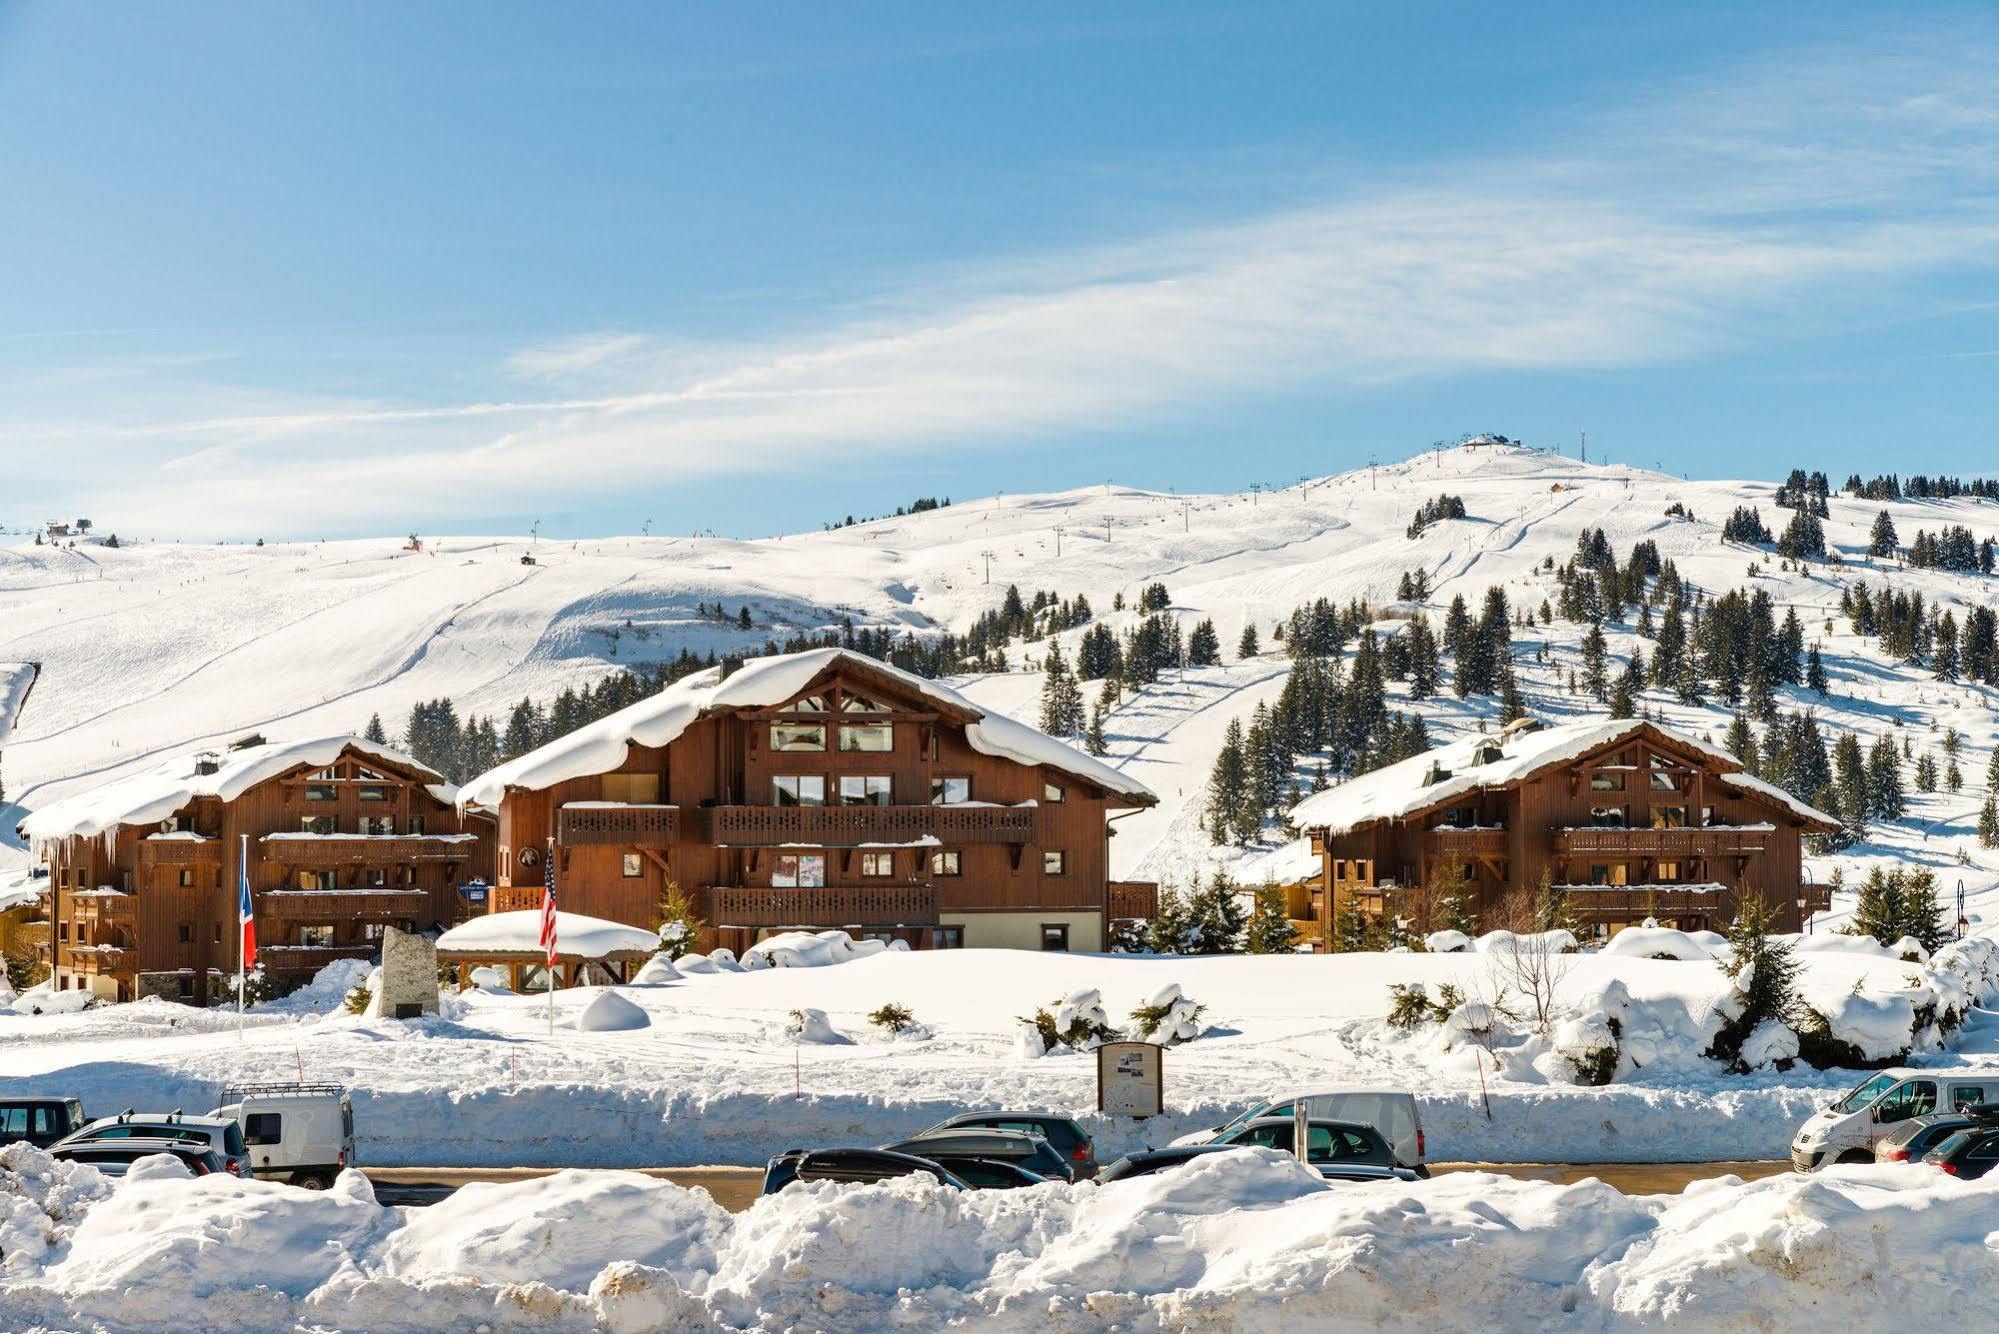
1237, 623, 1260, 659
1915, 752, 1939, 793
1868, 736, 1907, 818
363, 713, 387, 744
1707, 895, 1802, 1070
1144, 886, 1191, 954
1868, 509, 1899, 557
1183, 871, 1247, 954
1580, 621, 1609, 701
1405, 614, 1440, 700
1805, 644, 1828, 694
1498, 666, 1526, 725
1187, 618, 1222, 666
1900, 869, 1948, 953
1978, 795, 1999, 850
1084, 693, 1109, 757
1946, 758, 1963, 793
1849, 867, 1907, 946
1206, 719, 1250, 845
1038, 643, 1085, 737
1608, 659, 1639, 719
1244, 883, 1300, 953
1723, 712, 1759, 770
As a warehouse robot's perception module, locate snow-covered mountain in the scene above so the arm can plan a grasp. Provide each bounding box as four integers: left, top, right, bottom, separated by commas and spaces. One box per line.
6, 441, 1998, 928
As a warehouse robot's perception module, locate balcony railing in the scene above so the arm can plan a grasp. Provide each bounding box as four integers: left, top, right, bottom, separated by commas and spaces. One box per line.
257, 889, 430, 920
1552, 826, 1769, 857
1108, 881, 1159, 920
491, 885, 541, 913
138, 838, 225, 866
558, 803, 678, 847
710, 884, 938, 928
700, 805, 1034, 847
1557, 885, 1724, 915
60, 943, 135, 969
1425, 828, 1509, 857
259, 834, 478, 866
70, 893, 137, 920
257, 943, 377, 971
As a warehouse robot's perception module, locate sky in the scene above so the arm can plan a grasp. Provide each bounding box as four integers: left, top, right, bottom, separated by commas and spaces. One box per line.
1, 1, 1996, 541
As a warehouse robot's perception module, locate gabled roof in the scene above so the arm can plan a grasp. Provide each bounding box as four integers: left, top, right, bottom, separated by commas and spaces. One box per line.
17, 736, 454, 849
1287, 717, 1838, 838
0, 662, 39, 748
458, 647, 1157, 809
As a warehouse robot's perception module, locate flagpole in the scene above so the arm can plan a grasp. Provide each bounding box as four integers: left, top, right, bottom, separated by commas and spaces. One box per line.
546, 836, 556, 1039
237, 833, 248, 1042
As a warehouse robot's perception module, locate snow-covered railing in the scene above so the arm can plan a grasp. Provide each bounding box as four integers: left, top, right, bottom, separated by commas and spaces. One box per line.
557, 802, 679, 847
136, 838, 224, 866
259, 833, 478, 866
1551, 826, 1770, 855
701, 804, 1034, 847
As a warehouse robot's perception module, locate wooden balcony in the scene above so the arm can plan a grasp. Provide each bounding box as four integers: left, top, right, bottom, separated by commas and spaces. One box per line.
259, 834, 478, 867
70, 893, 136, 921
138, 838, 225, 867
491, 885, 542, 913
1558, 885, 1724, 917
1425, 828, 1509, 857
61, 943, 135, 970
699, 804, 1035, 847
257, 943, 377, 971
257, 889, 430, 920
558, 803, 678, 847
709, 884, 938, 928
1552, 826, 1769, 857
1108, 880, 1159, 920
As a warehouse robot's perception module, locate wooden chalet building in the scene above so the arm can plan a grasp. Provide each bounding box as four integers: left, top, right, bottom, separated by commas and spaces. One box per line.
18, 736, 493, 1003
458, 648, 1159, 955
1287, 717, 1839, 946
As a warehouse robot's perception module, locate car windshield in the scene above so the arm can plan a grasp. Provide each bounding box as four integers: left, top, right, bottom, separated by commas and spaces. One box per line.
1833, 1073, 1900, 1114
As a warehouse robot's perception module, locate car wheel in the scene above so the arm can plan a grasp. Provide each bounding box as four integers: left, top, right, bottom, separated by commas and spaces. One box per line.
1835, 1150, 1873, 1165
1410, 1164, 1431, 1179
293, 1172, 334, 1190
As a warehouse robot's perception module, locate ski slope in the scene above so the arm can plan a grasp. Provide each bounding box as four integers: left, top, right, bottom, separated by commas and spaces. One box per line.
7, 442, 1999, 929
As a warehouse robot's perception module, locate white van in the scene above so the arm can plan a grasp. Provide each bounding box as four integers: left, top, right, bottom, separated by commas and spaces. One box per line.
1174, 1087, 1428, 1174
1791, 1068, 1999, 1170
209, 1083, 355, 1189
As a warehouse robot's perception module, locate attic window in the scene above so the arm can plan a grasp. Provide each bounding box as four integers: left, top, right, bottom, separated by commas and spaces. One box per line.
779, 695, 829, 714
840, 694, 886, 713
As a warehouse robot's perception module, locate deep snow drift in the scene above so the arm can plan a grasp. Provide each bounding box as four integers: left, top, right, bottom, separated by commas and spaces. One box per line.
4, 1143, 1998, 1332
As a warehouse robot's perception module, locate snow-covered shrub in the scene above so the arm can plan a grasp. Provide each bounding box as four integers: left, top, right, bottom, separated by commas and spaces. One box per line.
1108, 919, 1150, 954
342, 982, 372, 1016
1602, 922, 1713, 961
778, 1008, 848, 1044
632, 953, 682, 984
1387, 983, 1435, 1029
652, 885, 702, 961
1438, 1001, 1510, 1052
1128, 983, 1208, 1045
1425, 930, 1473, 954
1738, 1018, 1800, 1071
1474, 929, 1578, 955
1890, 936, 1930, 964
576, 990, 649, 1032
1554, 1012, 1620, 1086
1705, 900, 1803, 1072
1016, 988, 1120, 1053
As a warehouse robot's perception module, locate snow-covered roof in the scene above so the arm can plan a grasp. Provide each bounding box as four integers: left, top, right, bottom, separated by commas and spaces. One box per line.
458, 647, 1156, 809
435, 910, 658, 958
16, 736, 455, 849
0, 662, 38, 748
0, 866, 43, 915
1287, 718, 1838, 837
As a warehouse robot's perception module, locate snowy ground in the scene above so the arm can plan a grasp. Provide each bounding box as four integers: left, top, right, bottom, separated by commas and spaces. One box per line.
5, 944, 1994, 1169
4, 1142, 1998, 1331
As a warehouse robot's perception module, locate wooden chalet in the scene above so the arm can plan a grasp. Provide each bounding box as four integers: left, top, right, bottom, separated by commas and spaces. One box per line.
18, 736, 494, 1003
1288, 717, 1839, 946
459, 648, 1159, 955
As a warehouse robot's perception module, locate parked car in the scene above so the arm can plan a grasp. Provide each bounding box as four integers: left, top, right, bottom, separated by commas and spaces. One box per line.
1874, 1111, 1982, 1164
761, 1148, 969, 1195
881, 1128, 1075, 1183
1922, 1126, 1999, 1180
918, 1111, 1098, 1179
1792, 1070, 1999, 1170
208, 1082, 355, 1189
0, 1097, 88, 1149
1097, 1145, 1252, 1182
1176, 1087, 1428, 1174
53, 1111, 251, 1178
52, 1138, 230, 1179
1209, 1117, 1417, 1182
930, 1159, 1050, 1190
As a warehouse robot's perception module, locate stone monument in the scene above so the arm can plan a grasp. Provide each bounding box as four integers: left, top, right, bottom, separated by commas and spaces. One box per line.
373, 925, 440, 1019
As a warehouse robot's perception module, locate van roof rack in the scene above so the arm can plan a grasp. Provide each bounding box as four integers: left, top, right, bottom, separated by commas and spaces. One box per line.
1964, 1101, 1999, 1125
220, 1081, 348, 1099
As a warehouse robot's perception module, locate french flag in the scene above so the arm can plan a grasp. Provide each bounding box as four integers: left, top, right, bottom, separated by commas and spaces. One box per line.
238, 847, 257, 972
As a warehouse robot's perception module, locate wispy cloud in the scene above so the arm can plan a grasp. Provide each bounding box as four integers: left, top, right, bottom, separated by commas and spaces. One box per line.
10, 35, 1999, 536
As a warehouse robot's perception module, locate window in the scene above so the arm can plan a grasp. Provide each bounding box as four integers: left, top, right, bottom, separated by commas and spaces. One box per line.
771, 723, 826, 752
1588, 806, 1627, 828
360, 815, 395, 835
1656, 860, 1682, 882
772, 854, 826, 888
1875, 1080, 1937, 1124
779, 694, 829, 713
931, 776, 971, 805
1042, 781, 1066, 803
861, 851, 894, 877
838, 723, 893, 753
1589, 864, 1629, 886
1590, 772, 1626, 792
772, 775, 826, 807
602, 773, 660, 804
299, 924, 335, 948
408, 816, 426, 836
178, 923, 193, 943
931, 850, 963, 877
212, 924, 221, 944
841, 693, 886, 713
1043, 850, 1067, 876
1040, 923, 1070, 952
357, 785, 388, 802
305, 784, 335, 802
178, 870, 195, 888
1650, 770, 1683, 792
363, 868, 388, 887
301, 815, 336, 835
244, 1113, 283, 1146
622, 853, 644, 878
839, 775, 893, 806
297, 870, 336, 891
1650, 807, 1688, 830
1953, 1086, 1987, 1111
931, 926, 965, 949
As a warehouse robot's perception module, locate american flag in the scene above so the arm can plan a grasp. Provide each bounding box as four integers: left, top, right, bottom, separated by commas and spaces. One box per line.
539, 838, 558, 968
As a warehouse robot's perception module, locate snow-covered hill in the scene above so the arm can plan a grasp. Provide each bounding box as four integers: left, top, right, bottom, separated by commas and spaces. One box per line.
7, 441, 1999, 929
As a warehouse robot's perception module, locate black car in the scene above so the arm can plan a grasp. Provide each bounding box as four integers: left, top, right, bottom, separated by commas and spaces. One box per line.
1097, 1145, 1249, 1182
761, 1148, 969, 1195
925, 1158, 1050, 1190
1924, 1127, 1999, 1180
0, 1097, 88, 1149
883, 1128, 1075, 1183
920, 1112, 1098, 1179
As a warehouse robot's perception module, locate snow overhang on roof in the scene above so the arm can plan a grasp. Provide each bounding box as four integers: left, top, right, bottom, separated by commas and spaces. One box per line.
435, 910, 658, 958
16, 736, 455, 849
457, 647, 1157, 810
1286, 717, 1838, 838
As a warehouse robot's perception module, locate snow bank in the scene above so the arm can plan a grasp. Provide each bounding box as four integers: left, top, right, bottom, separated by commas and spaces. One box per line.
11, 1149, 1999, 1330
1474, 928, 1577, 954
574, 990, 650, 1032
742, 929, 886, 969
1425, 929, 1473, 953
255, 957, 373, 1016
1601, 924, 1714, 961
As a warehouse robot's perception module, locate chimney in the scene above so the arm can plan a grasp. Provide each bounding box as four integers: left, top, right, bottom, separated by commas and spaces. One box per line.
193, 751, 221, 776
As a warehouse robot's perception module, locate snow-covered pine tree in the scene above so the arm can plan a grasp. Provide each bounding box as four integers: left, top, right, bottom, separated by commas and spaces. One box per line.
1869, 736, 1907, 818
1183, 871, 1247, 954
1608, 659, 1639, 719
1187, 618, 1221, 666
1205, 719, 1249, 846
1848, 868, 1907, 946
1084, 693, 1109, 757
1244, 883, 1300, 953
1706, 894, 1802, 1070
1405, 614, 1439, 699
1580, 621, 1609, 701
1979, 795, 1999, 850
1868, 509, 1898, 557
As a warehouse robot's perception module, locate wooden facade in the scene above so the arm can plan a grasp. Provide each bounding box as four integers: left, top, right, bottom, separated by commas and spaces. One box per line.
485, 655, 1155, 954
38, 743, 493, 1003
1300, 721, 1837, 946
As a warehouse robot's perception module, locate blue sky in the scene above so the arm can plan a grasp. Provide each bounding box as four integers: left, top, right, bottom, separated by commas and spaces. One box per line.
2, 2, 1995, 539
